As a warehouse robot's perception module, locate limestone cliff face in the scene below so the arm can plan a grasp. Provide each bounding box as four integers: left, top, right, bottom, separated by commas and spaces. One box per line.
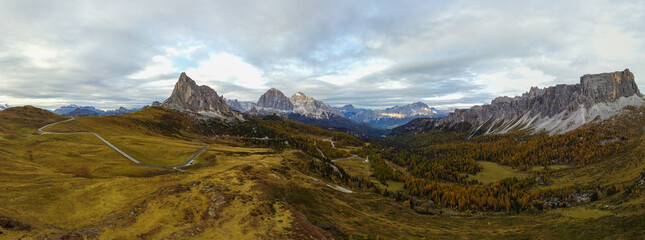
257, 88, 294, 111
162, 73, 242, 120
581, 69, 640, 103
289, 92, 342, 119
391, 69, 643, 137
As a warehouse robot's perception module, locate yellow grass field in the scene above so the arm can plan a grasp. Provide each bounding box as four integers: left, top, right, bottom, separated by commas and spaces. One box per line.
1, 106, 644, 239
467, 161, 531, 184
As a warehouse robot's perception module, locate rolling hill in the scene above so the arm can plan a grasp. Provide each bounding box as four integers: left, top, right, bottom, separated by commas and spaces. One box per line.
0, 104, 644, 239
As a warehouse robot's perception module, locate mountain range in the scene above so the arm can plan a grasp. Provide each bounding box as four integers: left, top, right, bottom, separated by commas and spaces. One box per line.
161, 72, 243, 120
391, 69, 644, 137
224, 85, 444, 131
11, 69, 641, 139
0, 103, 9, 111
2, 73, 444, 133
52, 104, 138, 117
3, 69, 645, 239
155, 73, 448, 137
226, 89, 343, 119
336, 102, 447, 129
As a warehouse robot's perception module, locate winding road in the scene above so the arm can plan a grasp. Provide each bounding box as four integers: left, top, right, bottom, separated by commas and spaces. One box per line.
37, 117, 208, 169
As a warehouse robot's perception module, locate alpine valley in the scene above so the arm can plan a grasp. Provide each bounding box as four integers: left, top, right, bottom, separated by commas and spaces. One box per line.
2, 68, 645, 239
223, 80, 442, 137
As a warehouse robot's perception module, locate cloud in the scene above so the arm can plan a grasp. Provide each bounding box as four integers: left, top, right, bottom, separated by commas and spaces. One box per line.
186, 53, 267, 90
0, 0, 644, 111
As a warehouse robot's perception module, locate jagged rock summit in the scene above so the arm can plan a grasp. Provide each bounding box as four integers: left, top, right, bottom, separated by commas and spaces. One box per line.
289, 92, 343, 119
581, 69, 641, 103
257, 88, 294, 110
162, 73, 242, 120
225, 90, 345, 120
392, 69, 644, 137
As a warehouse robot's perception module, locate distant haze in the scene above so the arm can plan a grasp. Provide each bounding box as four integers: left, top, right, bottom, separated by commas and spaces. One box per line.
1, 0, 644, 110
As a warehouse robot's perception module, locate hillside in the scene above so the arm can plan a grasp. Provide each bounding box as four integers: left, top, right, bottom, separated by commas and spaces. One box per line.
285, 113, 389, 138
161, 73, 242, 120
0, 106, 68, 133
1, 105, 644, 239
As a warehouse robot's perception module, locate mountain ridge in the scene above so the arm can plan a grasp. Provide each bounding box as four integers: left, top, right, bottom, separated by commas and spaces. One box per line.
289, 92, 343, 119
52, 105, 138, 116
337, 102, 448, 129
161, 72, 242, 120
257, 88, 294, 111
391, 69, 644, 137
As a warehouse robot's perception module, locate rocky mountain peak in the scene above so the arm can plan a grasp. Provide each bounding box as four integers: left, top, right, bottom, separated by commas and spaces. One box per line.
581, 69, 641, 103
290, 92, 315, 104
287, 91, 342, 119
386, 102, 433, 113
409, 102, 430, 110
392, 69, 644, 137
527, 86, 544, 99
162, 73, 241, 120
257, 88, 293, 110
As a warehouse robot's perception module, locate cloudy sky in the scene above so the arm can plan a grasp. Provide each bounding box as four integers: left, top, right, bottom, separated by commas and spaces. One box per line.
1, 0, 644, 110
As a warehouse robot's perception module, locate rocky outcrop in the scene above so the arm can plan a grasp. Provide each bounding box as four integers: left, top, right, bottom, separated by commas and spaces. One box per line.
225, 99, 256, 113
290, 92, 342, 119
162, 73, 242, 120
226, 99, 244, 112
392, 69, 644, 137
581, 69, 640, 103
257, 88, 294, 111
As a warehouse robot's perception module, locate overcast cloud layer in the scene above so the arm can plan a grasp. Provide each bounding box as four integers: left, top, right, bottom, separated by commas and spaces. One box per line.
1, 0, 644, 110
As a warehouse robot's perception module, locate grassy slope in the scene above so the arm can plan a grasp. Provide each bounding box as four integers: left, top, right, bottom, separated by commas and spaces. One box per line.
0, 106, 67, 134
334, 156, 406, 192
43, 107, 205, 166
541, 106, 645, 190
0, 107, 318, 239
467, 161, 531, 184
0, 106, 644, 239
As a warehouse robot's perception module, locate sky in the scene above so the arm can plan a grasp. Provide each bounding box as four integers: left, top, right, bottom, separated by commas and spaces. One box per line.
1, 0, 644, 110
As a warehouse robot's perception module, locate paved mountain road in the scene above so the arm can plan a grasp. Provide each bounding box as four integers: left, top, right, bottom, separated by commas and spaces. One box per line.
37, 117, 207, 169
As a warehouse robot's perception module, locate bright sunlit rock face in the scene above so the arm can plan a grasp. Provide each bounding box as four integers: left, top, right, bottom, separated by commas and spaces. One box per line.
379, 113, 407, 119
